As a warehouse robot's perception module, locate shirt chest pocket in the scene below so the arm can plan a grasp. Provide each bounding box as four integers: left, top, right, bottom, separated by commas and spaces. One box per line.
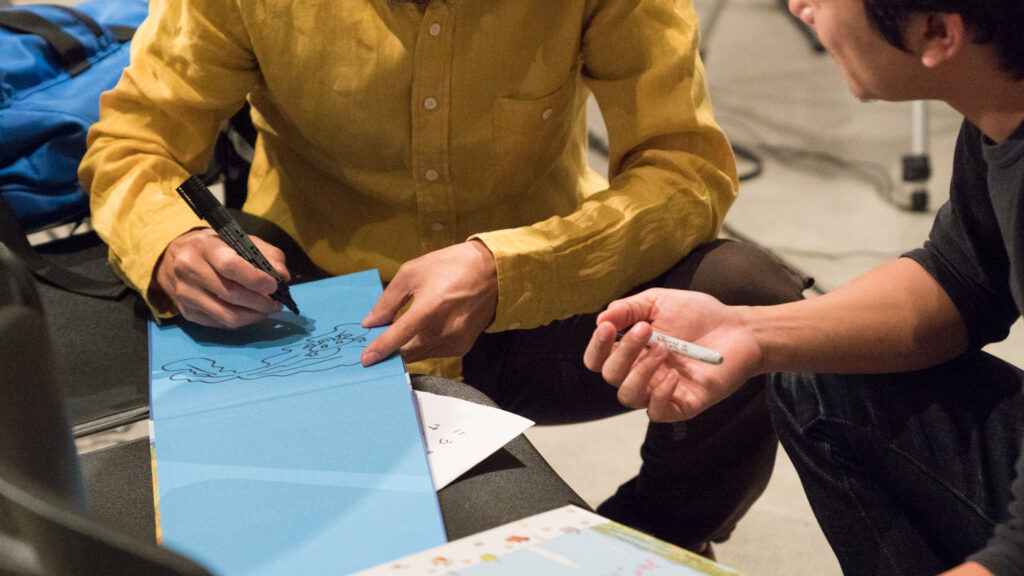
491, 70, 577, 199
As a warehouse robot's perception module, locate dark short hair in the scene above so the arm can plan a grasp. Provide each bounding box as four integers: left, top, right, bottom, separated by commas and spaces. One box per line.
862, 0, 1024, 79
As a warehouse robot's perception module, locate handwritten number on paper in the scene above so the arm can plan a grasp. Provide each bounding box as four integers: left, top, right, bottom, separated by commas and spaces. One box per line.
425, 425, 469, 454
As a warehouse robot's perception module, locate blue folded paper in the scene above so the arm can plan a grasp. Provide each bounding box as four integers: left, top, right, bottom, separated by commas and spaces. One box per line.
149, 270, 446, 575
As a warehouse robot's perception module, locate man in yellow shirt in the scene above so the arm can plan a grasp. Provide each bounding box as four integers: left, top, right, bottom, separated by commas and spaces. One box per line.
80, 0, 807, 553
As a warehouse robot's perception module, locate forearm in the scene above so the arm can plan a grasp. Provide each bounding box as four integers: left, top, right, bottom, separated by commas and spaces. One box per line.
83, 90, 229, 300
745, 257, 967, 375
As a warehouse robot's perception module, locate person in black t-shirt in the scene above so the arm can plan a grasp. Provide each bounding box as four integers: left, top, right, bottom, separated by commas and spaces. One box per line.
583, 0, 1024, 574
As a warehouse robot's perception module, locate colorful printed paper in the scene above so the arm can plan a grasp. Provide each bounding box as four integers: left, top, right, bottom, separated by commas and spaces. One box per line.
354, 505, 743, 576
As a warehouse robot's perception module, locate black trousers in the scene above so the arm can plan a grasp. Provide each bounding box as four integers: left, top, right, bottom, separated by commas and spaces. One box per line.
236, 213, 811, 549
768, 353, 1024, 575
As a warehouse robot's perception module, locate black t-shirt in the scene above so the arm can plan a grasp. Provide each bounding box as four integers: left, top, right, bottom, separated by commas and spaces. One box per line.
905, 118, 1024, 575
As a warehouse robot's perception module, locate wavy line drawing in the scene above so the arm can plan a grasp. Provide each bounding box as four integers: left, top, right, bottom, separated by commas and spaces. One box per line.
162, 323, 370, 384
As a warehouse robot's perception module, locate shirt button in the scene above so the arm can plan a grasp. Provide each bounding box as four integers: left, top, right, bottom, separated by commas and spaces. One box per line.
423, 97, 438, 110
429, 222, 445, 232
424, 169, 439, 181
428, 23, 441, 36
541, 108, 553, 120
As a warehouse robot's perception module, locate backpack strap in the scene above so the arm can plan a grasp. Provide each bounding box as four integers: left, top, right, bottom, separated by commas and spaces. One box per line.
48, 5, 138, 43
0, 196, 127, 300
0, 5, 135, 77
0, 8, 97, 76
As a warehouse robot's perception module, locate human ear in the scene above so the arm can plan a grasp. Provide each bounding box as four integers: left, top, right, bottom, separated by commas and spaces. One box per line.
918, 13, 965, 68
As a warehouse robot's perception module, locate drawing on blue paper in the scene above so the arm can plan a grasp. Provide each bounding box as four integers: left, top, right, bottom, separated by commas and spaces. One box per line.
161, 323, 370, 383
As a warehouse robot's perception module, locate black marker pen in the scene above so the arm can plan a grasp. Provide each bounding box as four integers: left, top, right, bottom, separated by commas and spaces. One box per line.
175, 175, 300, 315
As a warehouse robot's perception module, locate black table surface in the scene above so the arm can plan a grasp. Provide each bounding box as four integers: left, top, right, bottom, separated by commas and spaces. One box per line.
34, 231, 150, 435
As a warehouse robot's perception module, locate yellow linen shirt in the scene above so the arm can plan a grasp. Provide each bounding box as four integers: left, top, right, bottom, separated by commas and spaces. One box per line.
80, 0, 737, 374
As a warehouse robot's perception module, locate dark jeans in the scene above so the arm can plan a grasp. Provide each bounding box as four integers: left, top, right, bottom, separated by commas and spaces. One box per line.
236, 212, 811, 549
768, 353, 1024, 575
462, 239, 810, 549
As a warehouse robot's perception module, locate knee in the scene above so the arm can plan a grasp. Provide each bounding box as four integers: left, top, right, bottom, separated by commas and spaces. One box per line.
767, 371, 871, 448
661, 239, 811, 306
765, 371, 849, 464
765, 372, 815, 438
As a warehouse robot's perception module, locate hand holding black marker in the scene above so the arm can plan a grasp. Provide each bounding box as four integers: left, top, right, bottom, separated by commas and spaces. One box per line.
175, 176, 300, 315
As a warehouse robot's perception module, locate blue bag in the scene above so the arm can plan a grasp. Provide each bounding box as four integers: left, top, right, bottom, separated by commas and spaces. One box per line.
0, 0, 148, 231
0, 0, 148, 298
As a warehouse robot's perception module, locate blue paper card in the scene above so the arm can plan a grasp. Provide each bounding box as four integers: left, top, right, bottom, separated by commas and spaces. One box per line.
149, 270, 447, 575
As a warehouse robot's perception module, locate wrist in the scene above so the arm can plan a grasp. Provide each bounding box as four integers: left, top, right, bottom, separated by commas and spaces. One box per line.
738, 304, 781, 375
468, 238, 494, 264
148, 253, 178, 315
468, 238, 498, 325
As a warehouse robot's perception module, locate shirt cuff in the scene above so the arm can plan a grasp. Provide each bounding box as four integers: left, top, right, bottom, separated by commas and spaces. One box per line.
469, 227, 555, 333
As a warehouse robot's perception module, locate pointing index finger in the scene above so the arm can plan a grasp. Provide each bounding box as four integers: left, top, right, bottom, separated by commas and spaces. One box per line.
360, 307, 422, 367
